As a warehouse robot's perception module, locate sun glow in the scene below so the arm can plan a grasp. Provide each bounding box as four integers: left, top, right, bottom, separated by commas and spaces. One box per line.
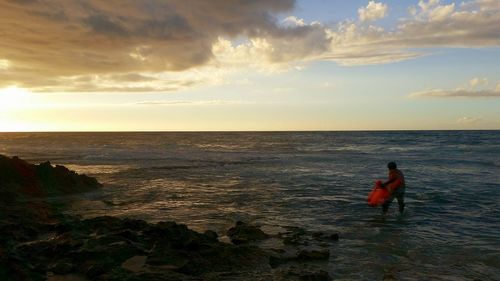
0, 86, 32, 110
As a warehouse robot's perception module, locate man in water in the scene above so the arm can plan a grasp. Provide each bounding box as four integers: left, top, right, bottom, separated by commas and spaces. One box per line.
381, 162, 406, 214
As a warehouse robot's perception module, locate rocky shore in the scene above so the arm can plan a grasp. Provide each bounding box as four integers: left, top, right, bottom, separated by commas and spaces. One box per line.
0, 155, 337, 281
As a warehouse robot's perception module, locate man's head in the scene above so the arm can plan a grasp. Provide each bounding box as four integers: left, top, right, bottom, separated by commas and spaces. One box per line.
387, 162, 397, 170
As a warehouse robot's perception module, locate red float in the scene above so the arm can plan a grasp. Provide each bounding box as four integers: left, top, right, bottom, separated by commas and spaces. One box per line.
367, 179, 401, 207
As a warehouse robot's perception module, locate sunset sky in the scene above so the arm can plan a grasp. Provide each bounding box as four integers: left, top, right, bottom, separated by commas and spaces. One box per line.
1, 0, 499, 131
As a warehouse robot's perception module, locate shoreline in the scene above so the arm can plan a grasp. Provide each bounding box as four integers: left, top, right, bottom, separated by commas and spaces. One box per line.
0, 155, 335, 280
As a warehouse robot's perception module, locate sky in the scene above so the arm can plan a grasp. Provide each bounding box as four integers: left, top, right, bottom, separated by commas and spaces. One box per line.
0, 0, 499, 131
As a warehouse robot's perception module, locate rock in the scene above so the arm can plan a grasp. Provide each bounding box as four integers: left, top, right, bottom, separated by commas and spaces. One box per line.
76, 237, 144, 266
328, 233, 339, 241
297, 250, 330, 261
226, 221, 269, 244
0, 154, 101, 198
0, 154, 338, 280
383, 272, 397, 281
269, 255, 290, 268
312, 232, 339, 242
298, 270, 331, 281
175, 244, 270, 276
203, 230, 218, 241
122, 218, 149, 231
82, 216, 126, 234
0, 155, 102, 225
146, 247, 189, 268
276, 265, 332, 281
49, 261, 74, 274
279, 226, 309, 246
4, 211, 344, 280
283, 235, 307, 246
84, 263, 108, 279
121, 255, 147, 273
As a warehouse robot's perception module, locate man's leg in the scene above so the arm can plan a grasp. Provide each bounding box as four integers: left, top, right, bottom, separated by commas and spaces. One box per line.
396, 188, 405, 213
382, 194, 394, 214
382, 201, 390, 214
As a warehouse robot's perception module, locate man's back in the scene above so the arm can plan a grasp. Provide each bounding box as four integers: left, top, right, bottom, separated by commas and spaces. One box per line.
389, 168, 405, 189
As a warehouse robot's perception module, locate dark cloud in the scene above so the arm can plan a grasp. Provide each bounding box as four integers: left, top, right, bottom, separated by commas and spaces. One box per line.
1, 0, 498, 92
0, 0, 301, 91
83, 14, 129, 36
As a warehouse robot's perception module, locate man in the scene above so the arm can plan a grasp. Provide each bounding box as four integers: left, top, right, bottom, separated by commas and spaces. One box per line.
381, 162, 406, 214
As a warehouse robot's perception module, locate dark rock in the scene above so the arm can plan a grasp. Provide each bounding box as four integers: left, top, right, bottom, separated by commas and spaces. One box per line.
298, 270, 331, 281
280, 226, 309, 246
146, 247, 189, 268
328, 233, 339, 241
277, 266, 332, 281
82, 216, 126, 234
16, 240, 57, 262
203, 230, 218, 241
0, 154, 338, 280
312, 232, 339, 242
114, 230, 140, 242
0, 154, 102, 226
269, 255, 290, 268
49, 261, 74, 274
76, 238, 144, 266
0, 154, 101, 198
85, 263, 109, 278
297, 250, 330, 261
283, 235, 308, 246
226, 221, 269, 244
129, 270, 192, 281
383, 272, 397, 281
176, 244, 270, 276
300, 271, 331, 281
122, 218, 149, 231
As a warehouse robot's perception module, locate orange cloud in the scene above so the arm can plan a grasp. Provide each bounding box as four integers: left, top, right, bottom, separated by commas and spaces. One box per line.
0, 0, 297, 90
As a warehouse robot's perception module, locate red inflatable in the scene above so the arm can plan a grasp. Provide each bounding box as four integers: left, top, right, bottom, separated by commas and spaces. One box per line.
367, 179, 401, 207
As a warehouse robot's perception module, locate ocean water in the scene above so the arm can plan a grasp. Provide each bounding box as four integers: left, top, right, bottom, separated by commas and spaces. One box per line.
0, 131, 499, 280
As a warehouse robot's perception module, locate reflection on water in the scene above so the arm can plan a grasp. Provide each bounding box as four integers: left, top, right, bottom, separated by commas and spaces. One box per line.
0, 131, 499, 279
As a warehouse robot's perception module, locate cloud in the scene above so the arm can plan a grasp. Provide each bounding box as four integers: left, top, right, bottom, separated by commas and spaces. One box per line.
409, 78, 500, 98
136, 100, 249, 106
10, 72, 207, 93
0, 0, 499, 92
358, 1, 389, 22
0, 59, 10, 70
398, 0, 500, 46
469, 77, 488, 87
0, 0, 298, 91
409, 89, 500, 98
414, 0, 455, 21
456, 116, 483, 124
282, 16, 306, 27
323, 0, 500, 65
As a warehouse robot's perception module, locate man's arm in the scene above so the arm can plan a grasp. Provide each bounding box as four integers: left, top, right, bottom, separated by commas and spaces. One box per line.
381, 170, 398, 189
381, 177, 397, 187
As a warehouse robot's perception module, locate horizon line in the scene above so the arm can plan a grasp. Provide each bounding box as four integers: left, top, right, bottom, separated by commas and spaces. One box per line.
1, 129, 499, 133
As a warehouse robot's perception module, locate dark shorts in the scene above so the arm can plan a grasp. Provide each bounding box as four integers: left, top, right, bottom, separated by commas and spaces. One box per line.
383, 187, 405, 211
387, 186, 405, 204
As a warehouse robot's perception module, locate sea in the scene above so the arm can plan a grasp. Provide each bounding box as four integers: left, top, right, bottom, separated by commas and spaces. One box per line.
0, 131, 498, 280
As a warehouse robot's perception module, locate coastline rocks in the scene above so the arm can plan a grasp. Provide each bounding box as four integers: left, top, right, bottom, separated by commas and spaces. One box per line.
226, 221, 270, 244
0, 155, 335, 280
312, 232, 339, 242
0, 154, 101, 198
276, 265, 332, 281
2, 215, 275, 280
1, 213, 336, 280
279, 227, 340, 247
297, 250, 330, 261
